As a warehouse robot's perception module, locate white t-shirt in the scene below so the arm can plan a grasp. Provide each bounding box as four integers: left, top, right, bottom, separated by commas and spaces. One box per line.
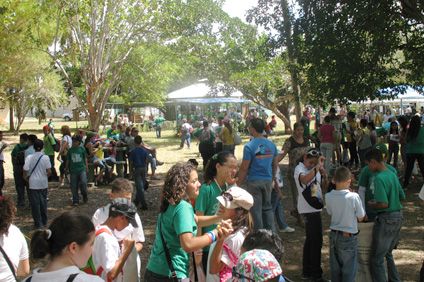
92, 205, 145, 278
21, 266, 104, 282
62, 135, 72, 149
274, 166, 283, 188
294, 162, 323, 214
0, 143, 4, 160
206, 229, 246, 282
92, 225, 123, 282
0, 225, 29, 282
23, 152, 51, 189
419, 185, 424, 201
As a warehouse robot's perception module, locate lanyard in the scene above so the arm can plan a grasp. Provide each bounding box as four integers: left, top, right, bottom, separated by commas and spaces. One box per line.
213, 178, 228, 193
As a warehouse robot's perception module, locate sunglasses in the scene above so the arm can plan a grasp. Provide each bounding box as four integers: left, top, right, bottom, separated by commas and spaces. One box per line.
307, 150, 322, 158
221, 192, 233, 202
232, 267, 255, 281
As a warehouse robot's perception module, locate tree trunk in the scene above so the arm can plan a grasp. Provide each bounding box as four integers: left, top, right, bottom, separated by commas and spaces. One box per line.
281, 0, 302, 122
9, 105, 14, 132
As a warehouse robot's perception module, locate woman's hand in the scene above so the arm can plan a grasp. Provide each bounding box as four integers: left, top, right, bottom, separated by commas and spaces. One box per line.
216, 219, 233, 241
318, 156, 325, 167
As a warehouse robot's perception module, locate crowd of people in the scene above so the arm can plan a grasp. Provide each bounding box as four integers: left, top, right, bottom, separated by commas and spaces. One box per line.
0, 104, 423, 282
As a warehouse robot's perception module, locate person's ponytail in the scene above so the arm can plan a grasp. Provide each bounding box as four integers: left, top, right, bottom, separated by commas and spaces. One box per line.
30, 230, 51, 260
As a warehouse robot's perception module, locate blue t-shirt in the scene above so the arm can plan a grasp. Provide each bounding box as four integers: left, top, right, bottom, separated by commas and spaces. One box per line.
129, 147, 148, 168
243, 138, 278, 181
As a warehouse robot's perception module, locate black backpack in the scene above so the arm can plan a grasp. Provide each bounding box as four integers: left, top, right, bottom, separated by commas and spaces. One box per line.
16, 144, 29, 166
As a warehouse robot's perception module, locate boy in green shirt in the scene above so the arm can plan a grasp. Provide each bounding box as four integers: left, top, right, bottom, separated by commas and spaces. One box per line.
365, 148, 405, 282
43, 125, 59, 181
65, 136, 88, 206
11, 133, 28, 207
154, 115, 166, 138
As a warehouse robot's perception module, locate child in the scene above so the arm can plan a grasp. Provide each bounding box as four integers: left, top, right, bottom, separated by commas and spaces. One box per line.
206, 187, 254, 282
65, 136, 88, 206
92, 178, 145, 282
387, 121, 400, 169
47, 119, 55, 136
23, 212, 103, 282
231, 249, 283, 282
92, 197, 136, 282
129, 135, 148, 210
273, 152, 295, 233
325, 166, 365, 282
365, 149, 405, 282
294, 148, 329, 282
355, 119, 372, 168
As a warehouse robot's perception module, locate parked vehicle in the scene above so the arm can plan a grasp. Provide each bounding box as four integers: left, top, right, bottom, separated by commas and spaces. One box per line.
62, 111, 86, 121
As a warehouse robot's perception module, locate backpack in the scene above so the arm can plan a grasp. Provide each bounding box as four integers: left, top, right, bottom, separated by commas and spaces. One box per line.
16, 144, 29, 165
81, 228, 113, 282
199, 128, 211, 142
49, 135, 60, 152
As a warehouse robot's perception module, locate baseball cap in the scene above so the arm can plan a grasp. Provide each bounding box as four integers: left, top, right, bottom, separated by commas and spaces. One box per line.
33, 139, 44, 151
231, 249, 282, 282
216, 187, 254, 211
110, 198, 138, 227
373, 142, 388, 157
86, 131, 96, 141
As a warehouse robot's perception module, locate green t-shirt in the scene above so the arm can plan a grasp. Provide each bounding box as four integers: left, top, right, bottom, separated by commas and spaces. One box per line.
406, 127, 424, 154
358, 164, 396, 216
155, 117, 166, 126
66, 146, 88, 173
106, 129, 120, 139
193, 128, 215, 145
195, 181, 228, 251
11, 143, 28, 157
303, 124, 310, 137
373, 169, 405, 213
147, 200, 197, 278
43, 135, 56, 156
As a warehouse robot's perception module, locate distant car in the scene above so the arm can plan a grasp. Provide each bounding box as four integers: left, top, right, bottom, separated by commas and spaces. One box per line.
62, 111, 86, 121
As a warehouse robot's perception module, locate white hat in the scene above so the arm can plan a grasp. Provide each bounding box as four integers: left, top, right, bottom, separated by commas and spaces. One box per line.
216, 187, 254, 210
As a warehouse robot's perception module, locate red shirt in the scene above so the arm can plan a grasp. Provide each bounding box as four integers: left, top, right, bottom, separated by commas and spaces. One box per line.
320, 124, 335, 143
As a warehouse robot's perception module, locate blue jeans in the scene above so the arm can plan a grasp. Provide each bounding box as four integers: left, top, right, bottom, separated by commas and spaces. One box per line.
156, 125, 162, 138
0, 162, 4, 196
180, 132, 191, 148
329, 231, 358, 282
222, 144, 235, 155
147, 153, 157, 171
28, 188, 48, 228
271, 189, 288, 230
13, 165, 26, 206
88, 155, 107, 172
70, 171, 88, 204
320, 142, 334, 172
358, 147, 371, 168
245, 179, 275, 232
370, 211, 403, 282
133, 166, 147, 207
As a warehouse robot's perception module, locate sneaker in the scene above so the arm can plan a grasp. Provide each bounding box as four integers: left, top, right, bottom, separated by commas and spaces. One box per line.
73, 202, 79, 206
156, 161, 164, 166
280, 226, 295, 233
83, 197, 88, 204
301, 274, 313, 280
151, 175, 161, 180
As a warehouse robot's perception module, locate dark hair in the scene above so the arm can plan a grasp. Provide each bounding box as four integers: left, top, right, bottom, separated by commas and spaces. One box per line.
232, 209, 252, 236
160, 163, 195, 213
364, 148, 384, 163
20, 133, 28, 141
293, 122, 303, 131
397, 116, 408, 130
224, 120, 233, 134
30, 212, 94, 261
28, 134, 38, 144
33, 139, 44, 151
0, 131, 3, 135
329, 107, 336, 114
111, 178, 133, 194
61, 125, 71, 137
333, 166, 351, 183
134, 135, 142, 145
188, 159, 199, 167
389, 121, 399, 134
347, 111, 356, 119
368, 121, 376, 130
0, 197, 15, 236
406, 115, 422, 141
360, 119, 368, 127
324, 116, 331, 123
241, 229, 285, 262
203, 121, 209, 128
204, 151, 235, 184
250, 118, 264, 133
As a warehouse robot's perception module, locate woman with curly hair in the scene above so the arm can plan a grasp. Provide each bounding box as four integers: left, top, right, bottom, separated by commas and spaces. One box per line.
0, 197, 29, 282
145, 163, 233, 281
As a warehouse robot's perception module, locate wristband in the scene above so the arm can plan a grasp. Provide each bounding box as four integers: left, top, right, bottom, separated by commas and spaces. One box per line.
205, 231, 217, 244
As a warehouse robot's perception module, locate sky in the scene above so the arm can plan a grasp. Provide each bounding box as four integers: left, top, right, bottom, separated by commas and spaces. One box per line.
222, 0, 258, 22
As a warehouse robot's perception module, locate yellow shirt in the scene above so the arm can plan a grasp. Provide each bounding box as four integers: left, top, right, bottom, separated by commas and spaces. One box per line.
221, 127, 234, 145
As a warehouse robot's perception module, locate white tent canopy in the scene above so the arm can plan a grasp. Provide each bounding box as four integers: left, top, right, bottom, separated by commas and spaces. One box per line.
168, 82, 243, 99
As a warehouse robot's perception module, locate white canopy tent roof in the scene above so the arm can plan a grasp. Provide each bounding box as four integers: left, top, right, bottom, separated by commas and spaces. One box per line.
168, 82, 243, 99
360, 86, 424, 104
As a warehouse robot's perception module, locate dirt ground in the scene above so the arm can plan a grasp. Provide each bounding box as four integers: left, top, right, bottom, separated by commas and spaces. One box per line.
1, 124, 423, 282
